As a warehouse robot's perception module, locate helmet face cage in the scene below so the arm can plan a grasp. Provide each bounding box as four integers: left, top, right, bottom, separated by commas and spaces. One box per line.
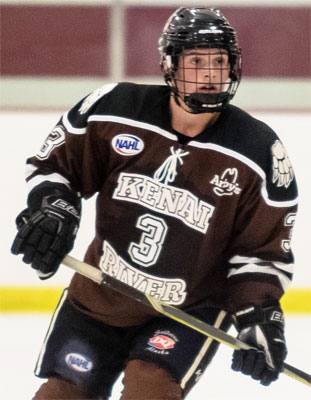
158, 7, 242, 113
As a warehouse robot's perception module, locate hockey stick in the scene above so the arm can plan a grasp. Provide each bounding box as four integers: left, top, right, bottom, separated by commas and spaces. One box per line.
62, 255, 311, 387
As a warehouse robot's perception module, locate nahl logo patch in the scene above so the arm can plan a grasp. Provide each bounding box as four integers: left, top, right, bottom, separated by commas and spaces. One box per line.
112, 134, 144, 156
65, 353, 93, 373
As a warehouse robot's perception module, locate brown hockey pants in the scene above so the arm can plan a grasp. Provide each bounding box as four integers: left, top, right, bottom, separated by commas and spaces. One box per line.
33, 360, 182, 399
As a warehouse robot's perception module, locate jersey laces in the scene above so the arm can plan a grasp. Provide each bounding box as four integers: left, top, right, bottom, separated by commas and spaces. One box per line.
154, 147, 189, 185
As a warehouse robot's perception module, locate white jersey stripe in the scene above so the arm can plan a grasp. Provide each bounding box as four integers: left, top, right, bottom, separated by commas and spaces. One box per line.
180, 310, 228, 389
27, 172, 71, 193
88, 114, 178, 141
62, 111, 87, 135
61, 114, 297, 208
229, 255, 294, 274
25, 164, 38, 179
228, 265, 291, 291
34, 289, 68, 376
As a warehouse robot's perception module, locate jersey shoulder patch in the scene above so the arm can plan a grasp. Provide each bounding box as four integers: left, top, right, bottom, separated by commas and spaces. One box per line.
78, 83, 118, 115
64, 83, 119, 131
216, 106, 298, 204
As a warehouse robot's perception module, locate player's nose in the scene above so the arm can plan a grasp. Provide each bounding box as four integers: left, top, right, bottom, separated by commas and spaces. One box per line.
202, 68, 217, 81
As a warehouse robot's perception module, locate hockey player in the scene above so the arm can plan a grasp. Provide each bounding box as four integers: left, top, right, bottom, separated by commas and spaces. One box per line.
11, 7, 297, 399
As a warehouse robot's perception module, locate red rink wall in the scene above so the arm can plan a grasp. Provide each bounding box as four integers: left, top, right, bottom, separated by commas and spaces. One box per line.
1, 5, 111, 76
1, 5, 310, 78
125, 6, 310, 78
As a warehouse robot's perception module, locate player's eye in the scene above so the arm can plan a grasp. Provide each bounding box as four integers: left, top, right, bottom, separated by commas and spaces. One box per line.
216, 56, 229, 67
191, 57, 202, 66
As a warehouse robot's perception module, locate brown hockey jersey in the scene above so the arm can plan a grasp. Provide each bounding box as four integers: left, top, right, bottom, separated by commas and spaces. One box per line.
26, 83, 298, 326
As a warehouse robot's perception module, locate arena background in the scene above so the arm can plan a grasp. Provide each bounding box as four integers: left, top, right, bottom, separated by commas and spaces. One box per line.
0, 0, 310, 315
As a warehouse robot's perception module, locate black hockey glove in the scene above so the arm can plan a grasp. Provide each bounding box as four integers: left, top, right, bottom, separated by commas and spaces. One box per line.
231, 303, 287, 386
11, 186, 81, 279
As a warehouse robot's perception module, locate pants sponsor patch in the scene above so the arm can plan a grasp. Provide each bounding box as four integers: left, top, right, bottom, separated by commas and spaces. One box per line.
146, 330, 178, 355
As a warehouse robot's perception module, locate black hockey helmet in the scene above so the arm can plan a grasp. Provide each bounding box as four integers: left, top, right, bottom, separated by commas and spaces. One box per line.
158, 7, 242, 113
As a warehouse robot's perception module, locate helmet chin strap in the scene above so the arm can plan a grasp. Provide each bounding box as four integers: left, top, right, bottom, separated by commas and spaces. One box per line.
164, 74, 186, 111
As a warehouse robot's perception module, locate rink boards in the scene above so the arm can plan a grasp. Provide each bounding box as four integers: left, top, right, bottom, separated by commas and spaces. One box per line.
1, 286, 311, 313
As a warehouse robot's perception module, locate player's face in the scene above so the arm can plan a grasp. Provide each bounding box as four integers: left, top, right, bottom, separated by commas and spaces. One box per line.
175, 48, 230, 97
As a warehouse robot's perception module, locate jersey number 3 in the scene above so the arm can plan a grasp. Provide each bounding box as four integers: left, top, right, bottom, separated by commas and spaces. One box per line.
36, 126, 66, 160
128, 214, 168, 267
